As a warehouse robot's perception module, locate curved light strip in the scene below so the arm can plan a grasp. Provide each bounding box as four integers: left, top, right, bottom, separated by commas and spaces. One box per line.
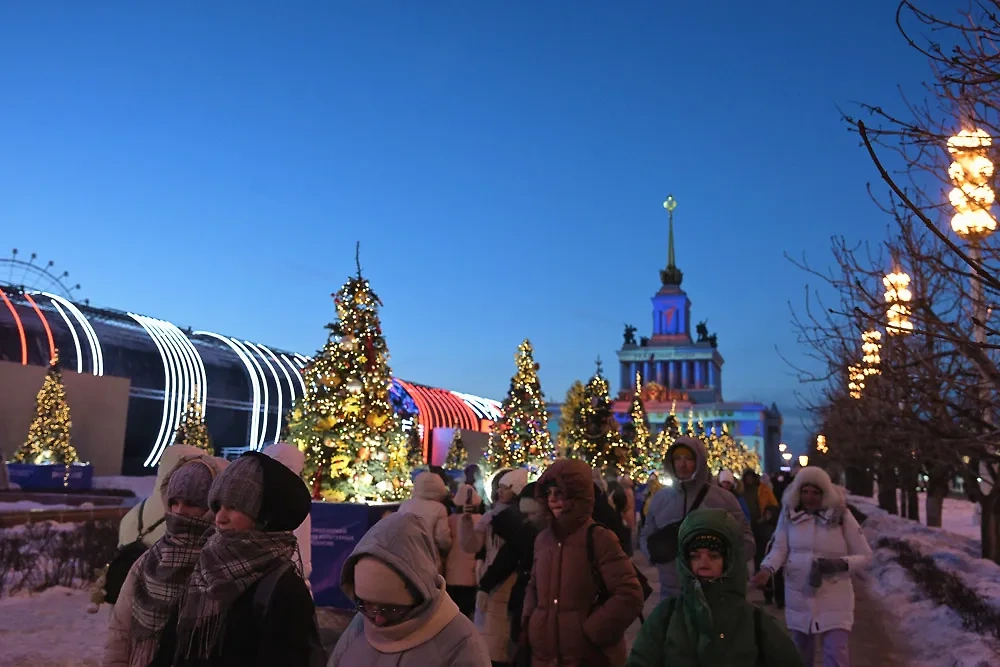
230, 338, 269, 449
452, 391, 504, 421
130, 314, 177, 467
194, 331, 261, 449
177, 328, 208, 410
48, 299, 83, 374
152, 319, 194, 460
23, 294, 56, 363
42, 292, 103, 375
280, 353, 307, 396
258, 343, 298, 408
247, 342, 283, 445
293, 353, 309, 368
157, 318, 204, 412
0, 288, 27, 365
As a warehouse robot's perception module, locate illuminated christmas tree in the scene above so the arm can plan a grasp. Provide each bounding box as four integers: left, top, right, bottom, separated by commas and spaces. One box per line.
486, 339, 555, 471
572, 359, 624, 471
406, 421, 425, 469
653, 402, 682, 466
704, 424, 761, 475
621, 373, 656, 478
173, 393, 213, 453
286, 249, 412, 502
13, 355, 78, 465
444, 428, 467, 470
557, 380, 586, 457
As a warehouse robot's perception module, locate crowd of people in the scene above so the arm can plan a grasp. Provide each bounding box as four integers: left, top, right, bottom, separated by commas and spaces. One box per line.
98, 437, 872, 667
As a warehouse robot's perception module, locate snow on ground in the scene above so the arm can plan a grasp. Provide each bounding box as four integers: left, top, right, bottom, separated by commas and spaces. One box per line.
0, 587, 107, 666
929, 492, 983, 543
92, 475, 156, 500
851, 495, 1000, 666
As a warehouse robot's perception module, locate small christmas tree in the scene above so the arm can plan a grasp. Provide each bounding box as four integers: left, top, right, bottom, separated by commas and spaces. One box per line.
406, 421, 425, 469
444, 428, 468, 470
285, 246, 412, 502
653, 401, 683, 465
571, 359, 623, 471
14, 355, 78, 465
622, 373, 656, 478
173, 393, 213, 453
704, 424, 761, 476
486, 339, 555, 471
557, 380, 586, 457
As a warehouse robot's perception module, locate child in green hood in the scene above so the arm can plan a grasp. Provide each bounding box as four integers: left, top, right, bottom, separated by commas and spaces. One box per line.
626, 508, 803, 667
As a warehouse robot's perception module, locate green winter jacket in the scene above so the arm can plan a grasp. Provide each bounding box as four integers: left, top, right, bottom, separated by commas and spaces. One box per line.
626, 508, 803, 667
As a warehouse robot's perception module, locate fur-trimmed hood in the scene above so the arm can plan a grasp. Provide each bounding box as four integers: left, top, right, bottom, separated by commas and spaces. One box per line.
782, 466, 844, 512
537, 458, 594, 535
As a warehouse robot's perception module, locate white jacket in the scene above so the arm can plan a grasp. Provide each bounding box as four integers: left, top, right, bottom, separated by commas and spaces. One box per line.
761, 467, 872, 634
117, 445, 206, 548
262, 443, 313, 591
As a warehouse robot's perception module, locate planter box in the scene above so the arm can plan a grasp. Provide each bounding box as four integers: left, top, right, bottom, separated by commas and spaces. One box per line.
6, 463, 94, 491
310, 501, 399, 610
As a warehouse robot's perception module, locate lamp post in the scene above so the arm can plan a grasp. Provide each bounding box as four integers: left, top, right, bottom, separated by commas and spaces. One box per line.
949, 128, 997, 495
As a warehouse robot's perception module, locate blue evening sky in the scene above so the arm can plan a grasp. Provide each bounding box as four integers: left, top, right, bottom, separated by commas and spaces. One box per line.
0, 2, 932, 452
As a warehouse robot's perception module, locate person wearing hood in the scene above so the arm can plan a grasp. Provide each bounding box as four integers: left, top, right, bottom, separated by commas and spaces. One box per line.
104, 454, 227, 667
626, 508, 803, 667
262, 442, 313, 591
447, 483, 483, 619
328, 512, 491, 667
523, 459, 643, 667
641, 473, 664, 528
717, 470, 750, 521
460, 467, 527, 666
641, 437, 754, 599
118, 445, 209, 549
171, 452, 320, 667
399, 471, 453, 566
753, 466, 872, 667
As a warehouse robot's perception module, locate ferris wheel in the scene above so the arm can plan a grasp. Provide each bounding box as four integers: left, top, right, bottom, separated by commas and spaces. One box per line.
0, 249, 83, 301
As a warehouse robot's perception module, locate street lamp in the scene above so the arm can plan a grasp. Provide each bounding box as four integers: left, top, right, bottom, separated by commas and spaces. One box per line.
778, 443, 787, 452
883, 270, 914, 335
816, 434, 828, 454
799, 455, 809, 467
782, 452, 793, 462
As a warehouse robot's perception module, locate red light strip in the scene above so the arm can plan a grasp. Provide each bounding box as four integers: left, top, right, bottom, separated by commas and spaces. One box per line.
23, 293, 56, 364
395, 379, 433, 463
0, 288, 27, 365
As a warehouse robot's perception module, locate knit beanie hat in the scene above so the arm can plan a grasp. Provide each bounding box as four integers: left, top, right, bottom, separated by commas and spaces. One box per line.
166, 460, 214, 510
499, 468, 529, 495
685, 532, 728, 570
209, 454, 264, 521
353, 556, 418, 606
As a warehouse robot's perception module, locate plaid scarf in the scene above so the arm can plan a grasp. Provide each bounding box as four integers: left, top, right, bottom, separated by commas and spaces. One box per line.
129, 512, 212, 667
176, 528, 298, 660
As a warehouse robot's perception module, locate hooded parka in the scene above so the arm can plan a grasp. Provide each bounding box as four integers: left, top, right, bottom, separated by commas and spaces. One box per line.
328, 512, 490, 667
523, 459, 644, 667
640, 437, 755, 597
626, 508, 802, 667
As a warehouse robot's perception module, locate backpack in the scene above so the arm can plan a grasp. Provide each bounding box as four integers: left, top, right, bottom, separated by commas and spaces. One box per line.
252, 561, 327, 667
657, 597, 767, 666
585, 523, 653, 623
646, 484, 710, 564
103, 499, 165, 604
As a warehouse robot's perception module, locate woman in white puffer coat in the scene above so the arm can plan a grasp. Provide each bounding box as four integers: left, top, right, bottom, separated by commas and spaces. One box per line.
754, 466, 872, 667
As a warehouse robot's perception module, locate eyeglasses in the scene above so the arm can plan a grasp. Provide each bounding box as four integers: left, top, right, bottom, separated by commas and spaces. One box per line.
353, 598, 417, 624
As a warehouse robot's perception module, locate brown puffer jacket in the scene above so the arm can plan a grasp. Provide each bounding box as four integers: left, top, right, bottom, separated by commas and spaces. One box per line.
523, 459, 644, 667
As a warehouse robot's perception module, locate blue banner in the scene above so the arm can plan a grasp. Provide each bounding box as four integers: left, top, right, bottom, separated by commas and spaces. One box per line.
309, 502, 400, 609
7, 463, 93, 490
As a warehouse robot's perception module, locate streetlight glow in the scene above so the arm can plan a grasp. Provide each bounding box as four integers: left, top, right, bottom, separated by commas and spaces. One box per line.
948, 129, 997, 238
861, 330, 882, 376
799, 455, 809, 467
816, 434, 828, 454
848, 364, 865, 399
883, 270, 914, 335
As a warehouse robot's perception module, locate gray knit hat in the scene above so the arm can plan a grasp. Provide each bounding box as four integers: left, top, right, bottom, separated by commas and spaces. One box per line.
166, 461, 214, 510
208, 454, 264, 521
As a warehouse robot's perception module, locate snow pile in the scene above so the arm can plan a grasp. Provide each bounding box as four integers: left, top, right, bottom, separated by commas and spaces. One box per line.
0, 587, 107, 666
0, 500, 78, 512
851, 495, 1000, 666
92, 475, 156, 500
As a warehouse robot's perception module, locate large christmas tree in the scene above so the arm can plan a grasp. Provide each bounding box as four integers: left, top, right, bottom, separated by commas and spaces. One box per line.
621, 373, 656, 478
556, 380, 586, 457
285, 254, 411, 502
173, 393, 213, 453
485, 339, 555, 471
704, 424, 762, 476
14, 355, 79, 465
572, 360, 624, 471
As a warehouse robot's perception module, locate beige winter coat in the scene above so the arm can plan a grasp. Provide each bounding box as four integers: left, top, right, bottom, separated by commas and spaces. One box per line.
103, 454, 227, 667
262, 442, 314, 592
459, 502, 515, 662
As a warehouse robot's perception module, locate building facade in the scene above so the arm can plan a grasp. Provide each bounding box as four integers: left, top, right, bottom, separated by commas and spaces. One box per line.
610, 198, 782, 469
0, 286, 500, 475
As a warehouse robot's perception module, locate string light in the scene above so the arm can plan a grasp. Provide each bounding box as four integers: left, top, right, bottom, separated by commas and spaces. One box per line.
173, 390, 213, 453
13, 355, 79, 465
564, 358, 622, 470
883, 271, 914, 335
861, 330, 882, 376
485, 339, 555, 473
948, 129, 996, 238
286, 263, 412, 503
848, 365, 865, 399
816, 434, 828, 454
622, 372, 656, 478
